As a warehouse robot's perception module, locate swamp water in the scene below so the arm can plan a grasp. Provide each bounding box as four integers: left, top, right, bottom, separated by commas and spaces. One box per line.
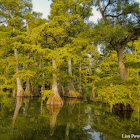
0, 97, 140, 140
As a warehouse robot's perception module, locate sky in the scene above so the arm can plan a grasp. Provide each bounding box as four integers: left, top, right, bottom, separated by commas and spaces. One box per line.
32, 0, 102, 23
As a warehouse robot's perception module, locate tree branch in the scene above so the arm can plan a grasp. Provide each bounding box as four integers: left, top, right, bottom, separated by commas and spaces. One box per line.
47, 34, 59, 47
105, 14, 122, 18
0, 20, 6, 24
103, 0, 111, 13
123, 26, 140, 46
105, 11, 137, 18
97, 0, 106, 21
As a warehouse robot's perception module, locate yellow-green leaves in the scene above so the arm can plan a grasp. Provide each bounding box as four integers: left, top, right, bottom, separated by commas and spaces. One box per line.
41, 90, 54, 101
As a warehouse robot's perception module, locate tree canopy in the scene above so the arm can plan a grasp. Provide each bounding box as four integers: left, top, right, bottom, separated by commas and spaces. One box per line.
0, 0, 140, 107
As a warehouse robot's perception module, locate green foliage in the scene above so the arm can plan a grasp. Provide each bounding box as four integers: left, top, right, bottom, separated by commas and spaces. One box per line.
95, 76, 140, 105
0, 91, 14, 109
13, 70, 36, 81
0, 0, 139, 108
0, 1, 140, 139
82, 84, 92, 99
41, 90, 54, 101
97, 85, 131, 105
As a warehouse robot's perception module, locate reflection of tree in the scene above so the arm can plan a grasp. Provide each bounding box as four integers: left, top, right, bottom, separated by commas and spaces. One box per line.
65, 122, 70, 140
12, 97, 31, 124
66, 99, 80, 106
24, 98, 31, 117
47, 105, 63, 136
12, 97, 23, 124
65, 99, 80, 140
90, 103, 140, 140
0, 97, 139, 140
40, 98, 43, 114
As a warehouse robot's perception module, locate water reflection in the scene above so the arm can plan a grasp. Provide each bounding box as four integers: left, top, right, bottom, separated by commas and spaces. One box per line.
12, 97, 23, 124
24, 98, 30, 117
65, 99, 80, 140
12, 97, 31, 124
47, 105, 63, 137
0, 97, 139, 140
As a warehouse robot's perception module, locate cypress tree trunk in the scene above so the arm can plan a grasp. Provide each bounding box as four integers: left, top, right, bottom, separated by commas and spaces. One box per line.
61, 85, 65, 96
110, 103, 113, 113
39, 55, 45, 91
68, 58, 75, 90
79, 62, 82, 92
25, 54, 32, 95
67, 58, 81, 98
14, 48, 24, 96
46, 59, 63, 105
52, 59, 59, 96
25, 20, 32, 95
41, 73, 45, 91
10, 11, 24, 96
117, 46, 128, 81
25, 78, 32, 96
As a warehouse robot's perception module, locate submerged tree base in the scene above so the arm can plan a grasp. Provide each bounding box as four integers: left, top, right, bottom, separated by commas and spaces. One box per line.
46, 95, 63, 105
115, 103, 133, 111
14, 89, 25, 97
25, 90, 33, 97
47, 104, 63, 115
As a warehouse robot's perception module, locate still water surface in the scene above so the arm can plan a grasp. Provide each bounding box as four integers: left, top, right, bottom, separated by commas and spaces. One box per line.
0, 97, 139, 140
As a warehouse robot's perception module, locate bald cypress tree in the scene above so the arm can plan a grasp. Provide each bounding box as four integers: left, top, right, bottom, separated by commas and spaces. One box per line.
0, 0, 26, 96
93, 0, 140, 81
0, 0, 46, 96
48, 0, 94, 98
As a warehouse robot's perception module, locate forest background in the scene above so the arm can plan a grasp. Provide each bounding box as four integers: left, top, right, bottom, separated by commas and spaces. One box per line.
0, 0, 140, 110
